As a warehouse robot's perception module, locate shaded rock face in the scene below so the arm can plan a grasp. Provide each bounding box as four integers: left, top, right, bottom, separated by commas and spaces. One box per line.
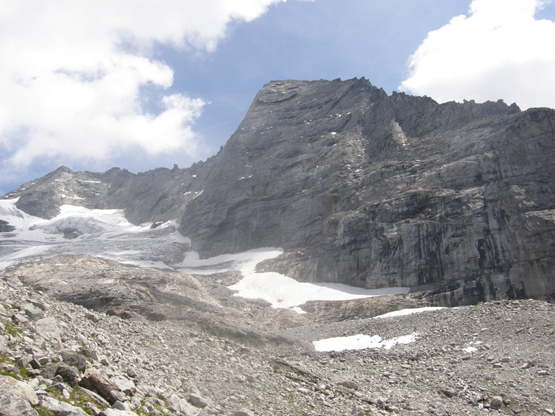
179, 79, 555, 305
4, 78, 555, 305
2, 165, 203, 225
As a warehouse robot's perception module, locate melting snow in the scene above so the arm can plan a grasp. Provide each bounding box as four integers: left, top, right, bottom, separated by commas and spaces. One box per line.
313, 333, 419, 352
1, 199, 412, 314
0, 199, 189, 270
178, 248, 409, 311
463, 341, 482, 353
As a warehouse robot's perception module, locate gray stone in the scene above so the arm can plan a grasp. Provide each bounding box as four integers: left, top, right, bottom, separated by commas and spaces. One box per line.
56, 365, 81, 387
111, 400, 130, 410
1, 363, 16, 373
338, 380, 359, 390
21, 303, 43, 320
39, 396, 88, 415
35, 317, 60, 342
188, 392, 211, 408
12, 312, 28, 324
0, 375, 39, 416
179, 398, 198, 416
85, 312, 100, 323
166, 394, 180, 412
440, 389, 457, 398
109, 376, 135, 395
232, 410, 254, 416
78, 347, 98, 363
77, 386, 111, 408
16, 354, 31, 368
41, 364, 59, 379
491, 396, 504, 407
61, 351, 87, 373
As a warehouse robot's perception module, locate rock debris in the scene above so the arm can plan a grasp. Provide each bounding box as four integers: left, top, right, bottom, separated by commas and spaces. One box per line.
1, 270, 555, 415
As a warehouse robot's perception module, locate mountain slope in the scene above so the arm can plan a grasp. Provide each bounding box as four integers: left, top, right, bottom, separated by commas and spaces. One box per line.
178, 79, 555, 305
3, 78, 555, 306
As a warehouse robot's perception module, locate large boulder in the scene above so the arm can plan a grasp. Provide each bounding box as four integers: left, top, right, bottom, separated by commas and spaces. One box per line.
0, 375, 39, 416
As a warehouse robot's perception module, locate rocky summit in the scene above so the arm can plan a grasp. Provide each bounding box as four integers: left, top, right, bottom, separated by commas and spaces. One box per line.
1, 78, 555, 415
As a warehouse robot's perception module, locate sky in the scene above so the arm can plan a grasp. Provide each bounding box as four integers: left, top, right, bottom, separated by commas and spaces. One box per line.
0, 0, 554, 196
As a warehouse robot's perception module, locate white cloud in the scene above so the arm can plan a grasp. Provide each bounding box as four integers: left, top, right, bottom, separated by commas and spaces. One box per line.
0, 0, 284, 170
400, 0, 555, 110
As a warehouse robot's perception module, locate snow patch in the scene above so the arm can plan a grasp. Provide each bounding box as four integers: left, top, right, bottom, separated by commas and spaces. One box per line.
60, 194, 85, 200
314, 333, 419, 352
178, 248, 409, 311
463, 341, 482, 353
0, 201, 189, 270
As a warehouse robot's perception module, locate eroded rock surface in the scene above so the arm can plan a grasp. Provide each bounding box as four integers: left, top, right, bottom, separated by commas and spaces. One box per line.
9, 255, 217, 321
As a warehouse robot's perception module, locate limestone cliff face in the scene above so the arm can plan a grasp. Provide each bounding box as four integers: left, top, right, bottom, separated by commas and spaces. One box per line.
178, 78, 555, 305
4, 78, 555, 305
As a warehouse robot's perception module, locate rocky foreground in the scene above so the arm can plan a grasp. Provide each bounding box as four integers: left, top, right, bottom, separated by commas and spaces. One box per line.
1, 263, 555, 416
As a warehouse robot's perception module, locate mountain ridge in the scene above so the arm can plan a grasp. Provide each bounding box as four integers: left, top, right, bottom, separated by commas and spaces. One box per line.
3, 78, 555, 307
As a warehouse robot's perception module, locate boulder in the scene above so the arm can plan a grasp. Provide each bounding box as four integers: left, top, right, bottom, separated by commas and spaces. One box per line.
0, 375, 39, 416
79, 371, 125, 405
39, 396, 87, 416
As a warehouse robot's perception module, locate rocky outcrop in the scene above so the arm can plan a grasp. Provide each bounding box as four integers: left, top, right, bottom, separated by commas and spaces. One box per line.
6, 255, 220, 321
3, 78, 555, 305
1, 165, 202, 225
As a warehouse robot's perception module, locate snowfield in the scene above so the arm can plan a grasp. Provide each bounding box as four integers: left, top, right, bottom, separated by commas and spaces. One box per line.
1, 201, 411, 313
313, 333, 420, 352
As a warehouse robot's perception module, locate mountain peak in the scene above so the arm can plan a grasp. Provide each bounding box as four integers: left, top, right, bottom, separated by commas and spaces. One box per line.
3, 78, 555, 306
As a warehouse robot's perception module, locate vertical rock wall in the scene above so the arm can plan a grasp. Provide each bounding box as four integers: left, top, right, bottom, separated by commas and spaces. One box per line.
178, 79, 555, 304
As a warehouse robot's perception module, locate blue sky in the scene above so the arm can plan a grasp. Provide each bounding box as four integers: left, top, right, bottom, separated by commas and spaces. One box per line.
0, 0, 554, 196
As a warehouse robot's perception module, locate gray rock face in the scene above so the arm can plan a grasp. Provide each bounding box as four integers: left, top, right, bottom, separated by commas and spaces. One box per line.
0, 220, 15, 232
2, 165, 200, 225
179, 79, 555, 305
3, 78, 555, 305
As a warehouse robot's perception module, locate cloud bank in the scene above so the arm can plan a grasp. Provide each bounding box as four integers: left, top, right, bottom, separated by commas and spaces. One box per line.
0, 0, 284, 172
400, 0, 555, 109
